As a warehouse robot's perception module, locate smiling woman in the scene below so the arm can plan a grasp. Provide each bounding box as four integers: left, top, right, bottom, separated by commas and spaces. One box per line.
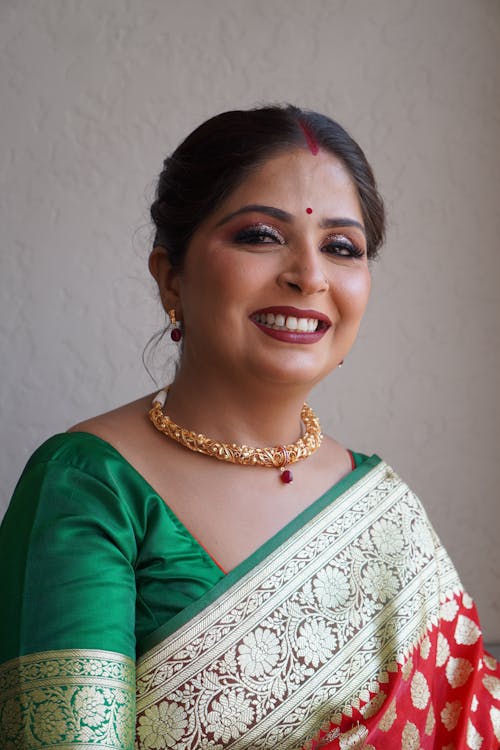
0, 106, 498, 750
151, 147, 371, 397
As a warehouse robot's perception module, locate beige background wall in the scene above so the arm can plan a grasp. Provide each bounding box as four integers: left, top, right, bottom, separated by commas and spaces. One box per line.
1, 0, 499, 641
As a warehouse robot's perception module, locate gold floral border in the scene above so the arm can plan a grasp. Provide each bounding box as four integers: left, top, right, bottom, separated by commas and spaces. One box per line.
135, 462, 462, 750
0, 648, 135, 749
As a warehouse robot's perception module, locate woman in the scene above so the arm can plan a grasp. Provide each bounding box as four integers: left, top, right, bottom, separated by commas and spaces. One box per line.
0, 106, 498, 750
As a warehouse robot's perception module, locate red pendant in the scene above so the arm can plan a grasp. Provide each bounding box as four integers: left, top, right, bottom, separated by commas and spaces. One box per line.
171, 328, 182, 342
280, 469, 293, 484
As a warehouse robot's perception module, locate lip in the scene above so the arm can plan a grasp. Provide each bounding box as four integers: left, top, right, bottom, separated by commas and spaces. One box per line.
250, 306, 332, 344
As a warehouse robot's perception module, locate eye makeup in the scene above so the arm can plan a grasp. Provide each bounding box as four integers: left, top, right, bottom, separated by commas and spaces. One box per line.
228, 215, 366, 260
321, 234, 365, 259
233, 223, 285, 245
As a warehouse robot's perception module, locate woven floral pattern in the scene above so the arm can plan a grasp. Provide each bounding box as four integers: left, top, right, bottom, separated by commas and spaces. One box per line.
0, 649, 135, 749
2, 461, 499, 748
135, 463, 462, 749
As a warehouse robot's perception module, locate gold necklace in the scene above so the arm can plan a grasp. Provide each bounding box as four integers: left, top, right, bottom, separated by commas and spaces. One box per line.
149, 388, 323, 484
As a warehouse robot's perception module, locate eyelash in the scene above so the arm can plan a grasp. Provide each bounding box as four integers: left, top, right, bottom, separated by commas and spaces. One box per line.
321, 235, 365, 259
233, 224, 284, 245
233, 224, 364, 258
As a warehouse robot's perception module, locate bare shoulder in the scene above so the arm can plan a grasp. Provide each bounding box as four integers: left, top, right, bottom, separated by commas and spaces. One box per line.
68, 393, 157, 456
67, 392, 197, 505
319, 433, 353, 474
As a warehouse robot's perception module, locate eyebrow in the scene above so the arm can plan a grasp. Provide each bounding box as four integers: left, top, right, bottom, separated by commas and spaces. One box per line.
215, 204, 291, 226
215, 203, 366, 236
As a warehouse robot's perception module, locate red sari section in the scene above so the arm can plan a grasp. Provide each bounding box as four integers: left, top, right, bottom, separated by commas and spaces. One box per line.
312, 592, 500, 749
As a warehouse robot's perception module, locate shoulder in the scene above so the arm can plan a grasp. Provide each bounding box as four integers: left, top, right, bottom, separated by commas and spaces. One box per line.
349, 449, 371, 469
68, 393, 154, 449
67, 393, 170, 472
7, 393, 170, 521
23, 431, 125, 485
319, 434, 371, 472
7, 417, 156, 533
9, 433, 131, 521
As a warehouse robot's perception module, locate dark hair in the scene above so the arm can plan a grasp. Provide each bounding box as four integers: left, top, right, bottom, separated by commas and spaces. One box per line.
151, 105, 385, 269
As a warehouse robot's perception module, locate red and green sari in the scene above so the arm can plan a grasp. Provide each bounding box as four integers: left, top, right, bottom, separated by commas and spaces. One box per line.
1, 433, 499, 749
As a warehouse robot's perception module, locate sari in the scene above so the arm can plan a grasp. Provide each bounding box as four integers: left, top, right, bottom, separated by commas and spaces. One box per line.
0, 432, 498, 749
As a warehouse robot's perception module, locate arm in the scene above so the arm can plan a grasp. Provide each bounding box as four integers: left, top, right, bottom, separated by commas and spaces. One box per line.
0, 445, 137, 749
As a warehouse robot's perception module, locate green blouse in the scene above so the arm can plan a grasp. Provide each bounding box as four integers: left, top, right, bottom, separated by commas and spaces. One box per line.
0, 432, 366, 665
0, 433, 227, 663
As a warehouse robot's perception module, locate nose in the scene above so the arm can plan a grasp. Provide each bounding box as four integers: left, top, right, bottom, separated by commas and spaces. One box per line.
277, 246, 329, 296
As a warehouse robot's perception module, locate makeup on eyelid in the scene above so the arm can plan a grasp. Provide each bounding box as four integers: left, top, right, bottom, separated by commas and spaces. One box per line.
231, 223, 365, 259
322, 234, 365, 259
233, 223, 285, 245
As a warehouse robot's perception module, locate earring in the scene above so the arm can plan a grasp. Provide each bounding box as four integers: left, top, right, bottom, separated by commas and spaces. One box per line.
168, 309, 182, 342
338, 360, 344, 368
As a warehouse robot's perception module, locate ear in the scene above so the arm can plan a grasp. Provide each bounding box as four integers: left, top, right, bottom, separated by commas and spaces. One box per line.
149, 246, 182, 316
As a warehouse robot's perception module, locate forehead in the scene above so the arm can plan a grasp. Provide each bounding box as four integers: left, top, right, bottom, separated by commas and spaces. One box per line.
212, 148, 363, 222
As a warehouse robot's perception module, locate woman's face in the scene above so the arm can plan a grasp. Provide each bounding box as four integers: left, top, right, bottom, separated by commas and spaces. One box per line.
172, 147, 371, 391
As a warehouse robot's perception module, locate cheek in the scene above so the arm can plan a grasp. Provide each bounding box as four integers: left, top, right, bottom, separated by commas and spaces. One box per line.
336, 269, 371, 317
206, 260, 252, 306
205, 248, 271, 299
181, 253, 256, 320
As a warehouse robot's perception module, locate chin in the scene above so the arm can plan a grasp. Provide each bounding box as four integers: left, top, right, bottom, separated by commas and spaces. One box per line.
249, 357, 337, 390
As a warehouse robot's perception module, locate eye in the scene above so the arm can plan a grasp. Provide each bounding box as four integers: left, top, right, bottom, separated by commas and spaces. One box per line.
233, 223, 285, 245
321, 234, 365, 259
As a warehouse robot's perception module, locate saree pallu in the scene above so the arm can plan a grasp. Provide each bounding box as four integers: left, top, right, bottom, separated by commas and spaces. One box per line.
133, 459, 500, 749
1, 445, 499, 749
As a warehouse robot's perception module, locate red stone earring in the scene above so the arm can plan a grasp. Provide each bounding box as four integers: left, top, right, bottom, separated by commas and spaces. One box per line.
168, 309, 182, 342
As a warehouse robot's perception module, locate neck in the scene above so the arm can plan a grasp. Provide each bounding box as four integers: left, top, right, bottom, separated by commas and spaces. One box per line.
163, 368, 314, 448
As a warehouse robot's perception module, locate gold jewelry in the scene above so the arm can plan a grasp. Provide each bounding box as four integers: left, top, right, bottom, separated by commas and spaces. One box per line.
149, 388, 323, 484
168, 309, 182, 342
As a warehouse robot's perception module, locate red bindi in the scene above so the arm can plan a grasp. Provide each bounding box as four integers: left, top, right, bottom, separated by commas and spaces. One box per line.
306, 207, 313, 214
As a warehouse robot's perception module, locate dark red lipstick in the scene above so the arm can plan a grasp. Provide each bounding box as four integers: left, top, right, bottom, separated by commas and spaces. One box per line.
250, 306, 332, 344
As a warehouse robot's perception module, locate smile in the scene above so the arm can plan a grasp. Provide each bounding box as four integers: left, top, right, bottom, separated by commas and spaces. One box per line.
253, 312, 321, 332
250, 306, 331, 344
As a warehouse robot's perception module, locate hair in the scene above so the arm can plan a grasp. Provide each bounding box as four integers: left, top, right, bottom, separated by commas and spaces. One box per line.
150, 105, 385, 270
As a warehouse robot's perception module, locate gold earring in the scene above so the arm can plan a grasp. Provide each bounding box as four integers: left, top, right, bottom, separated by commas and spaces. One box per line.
168, 309, 182, 342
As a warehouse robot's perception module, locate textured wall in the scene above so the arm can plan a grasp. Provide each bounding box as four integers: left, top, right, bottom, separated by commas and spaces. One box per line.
1, 0, 499, 639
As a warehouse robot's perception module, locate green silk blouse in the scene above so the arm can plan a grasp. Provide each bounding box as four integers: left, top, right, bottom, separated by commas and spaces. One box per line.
0, 433, 226, 663
0, 432, 366, 665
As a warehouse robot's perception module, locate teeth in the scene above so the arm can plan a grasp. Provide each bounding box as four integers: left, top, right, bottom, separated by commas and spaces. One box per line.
255, 313, 321, 332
